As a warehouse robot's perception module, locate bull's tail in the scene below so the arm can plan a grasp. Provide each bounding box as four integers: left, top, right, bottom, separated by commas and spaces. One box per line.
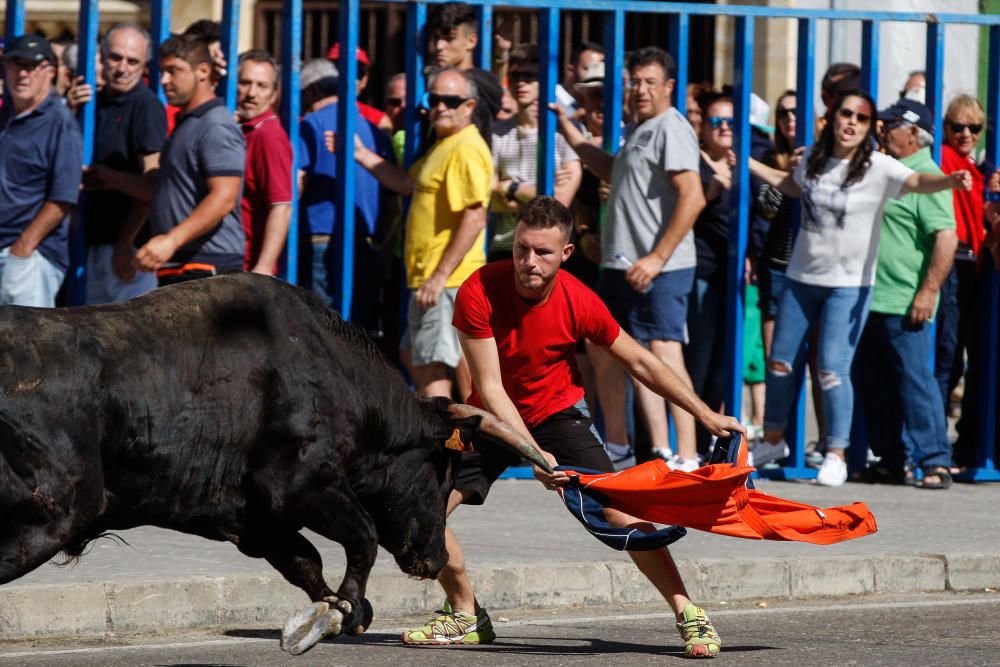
53, 531, 132, 567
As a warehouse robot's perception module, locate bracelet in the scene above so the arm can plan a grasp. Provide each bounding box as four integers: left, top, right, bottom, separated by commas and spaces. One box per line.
506, 179, 520, 200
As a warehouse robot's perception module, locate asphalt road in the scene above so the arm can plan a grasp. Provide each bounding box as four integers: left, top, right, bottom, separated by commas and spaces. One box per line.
2, 592, 998, 666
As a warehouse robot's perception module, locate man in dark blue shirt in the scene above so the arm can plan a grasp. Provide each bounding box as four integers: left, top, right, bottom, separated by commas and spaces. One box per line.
0, 34, 83, 306
75, 22, 166, 303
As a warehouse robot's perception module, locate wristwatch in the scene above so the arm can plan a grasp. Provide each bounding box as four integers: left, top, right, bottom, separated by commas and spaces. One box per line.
506, 179, 520, 201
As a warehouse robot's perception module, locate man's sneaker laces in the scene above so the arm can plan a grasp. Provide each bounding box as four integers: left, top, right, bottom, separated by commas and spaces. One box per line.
401, 607, 496, 645
676, 603, 721, 658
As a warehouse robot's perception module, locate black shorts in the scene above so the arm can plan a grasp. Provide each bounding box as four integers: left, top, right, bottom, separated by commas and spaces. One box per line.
455, 400, 614, 505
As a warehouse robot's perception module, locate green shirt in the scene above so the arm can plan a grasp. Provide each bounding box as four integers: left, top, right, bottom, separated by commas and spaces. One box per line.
871, 147, 955, 318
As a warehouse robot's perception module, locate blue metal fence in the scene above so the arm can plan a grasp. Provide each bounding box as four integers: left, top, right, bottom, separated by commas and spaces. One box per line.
3, 0, 998, 480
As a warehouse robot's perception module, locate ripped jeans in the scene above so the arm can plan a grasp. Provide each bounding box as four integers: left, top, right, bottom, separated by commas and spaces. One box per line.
763, 279, 873, 452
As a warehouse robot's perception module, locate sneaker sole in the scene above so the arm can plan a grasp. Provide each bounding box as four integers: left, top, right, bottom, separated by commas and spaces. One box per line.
401, 631, 496, 647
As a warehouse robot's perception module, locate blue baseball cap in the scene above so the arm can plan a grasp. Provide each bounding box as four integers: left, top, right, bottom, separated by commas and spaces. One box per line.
878, 98, 934, 135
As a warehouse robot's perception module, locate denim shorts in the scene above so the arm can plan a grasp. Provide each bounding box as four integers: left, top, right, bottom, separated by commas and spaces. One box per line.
757, 264, 788, 319
597, 267, 694, 343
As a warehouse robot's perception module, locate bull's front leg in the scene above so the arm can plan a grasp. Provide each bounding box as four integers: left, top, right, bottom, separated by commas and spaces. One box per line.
280, 483, 378, 655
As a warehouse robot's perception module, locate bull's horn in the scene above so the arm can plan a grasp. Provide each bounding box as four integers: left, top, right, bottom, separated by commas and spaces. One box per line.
447, 404, 554, 474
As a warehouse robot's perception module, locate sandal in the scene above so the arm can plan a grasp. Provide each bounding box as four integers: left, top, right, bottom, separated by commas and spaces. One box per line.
919, 466, 953, 490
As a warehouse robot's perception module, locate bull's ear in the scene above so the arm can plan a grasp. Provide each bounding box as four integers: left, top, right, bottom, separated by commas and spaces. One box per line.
426, 397, 480, 452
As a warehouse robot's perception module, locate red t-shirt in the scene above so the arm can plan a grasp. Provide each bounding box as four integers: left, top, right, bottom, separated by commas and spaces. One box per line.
941, 143, 986, 256
453, 260, 621, 427
240, 109, 294, 271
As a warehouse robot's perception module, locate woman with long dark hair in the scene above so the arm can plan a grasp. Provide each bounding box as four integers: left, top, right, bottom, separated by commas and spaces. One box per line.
749, 90, 971, 487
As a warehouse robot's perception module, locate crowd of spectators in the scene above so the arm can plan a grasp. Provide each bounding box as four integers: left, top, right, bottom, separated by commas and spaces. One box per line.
1, 5, 997, 490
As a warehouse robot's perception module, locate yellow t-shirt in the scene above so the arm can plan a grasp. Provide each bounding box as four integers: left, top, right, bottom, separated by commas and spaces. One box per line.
405, 124, 493, 288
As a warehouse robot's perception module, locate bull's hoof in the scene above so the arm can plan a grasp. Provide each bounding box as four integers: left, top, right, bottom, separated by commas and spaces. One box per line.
280, 601, 343, 655
343, 597, 374, 635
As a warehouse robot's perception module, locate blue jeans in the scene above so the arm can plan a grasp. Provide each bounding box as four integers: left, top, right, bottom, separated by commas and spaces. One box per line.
685, 278, 726, 409
856, 313, 952, 470
764, 279, 872, 451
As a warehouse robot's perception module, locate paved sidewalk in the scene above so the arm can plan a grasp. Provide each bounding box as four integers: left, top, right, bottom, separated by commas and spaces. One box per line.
2, 477, 998, 640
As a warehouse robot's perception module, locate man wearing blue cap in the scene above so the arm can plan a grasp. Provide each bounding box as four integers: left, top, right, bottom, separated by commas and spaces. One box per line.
401, 195, 743, 658
855, 98, 957, 488
0, 33, 83, 306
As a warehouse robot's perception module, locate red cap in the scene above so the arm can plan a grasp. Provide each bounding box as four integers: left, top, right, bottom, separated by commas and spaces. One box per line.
327, 43, 370, 66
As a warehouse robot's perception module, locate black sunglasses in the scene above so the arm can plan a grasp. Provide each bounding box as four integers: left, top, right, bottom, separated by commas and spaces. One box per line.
837, 108, 872, 124
948, 121, 983, 135
424, 92, 471, 109
508, 70, 538, 82
777, 107, 796, 119
385, 96, 404, 108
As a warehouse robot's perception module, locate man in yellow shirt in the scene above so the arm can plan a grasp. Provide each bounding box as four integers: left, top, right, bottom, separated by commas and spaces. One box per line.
353, 67, 493, 398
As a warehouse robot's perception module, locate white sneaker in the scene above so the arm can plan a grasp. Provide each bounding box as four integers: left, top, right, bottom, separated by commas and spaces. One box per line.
815, 452, 848, 487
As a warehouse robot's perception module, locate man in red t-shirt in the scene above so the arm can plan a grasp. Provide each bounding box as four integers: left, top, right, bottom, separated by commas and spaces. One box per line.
401, 196, 743, 658
235, 50, 292, 274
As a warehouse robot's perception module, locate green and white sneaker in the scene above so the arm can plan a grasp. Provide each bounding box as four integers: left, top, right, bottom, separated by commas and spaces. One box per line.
401, 606, 496, 646
676, 603, 721, 658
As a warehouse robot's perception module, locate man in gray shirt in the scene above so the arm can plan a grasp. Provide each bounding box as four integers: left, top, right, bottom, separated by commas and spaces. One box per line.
134, 34, 245, 286
552, 46, 705, 471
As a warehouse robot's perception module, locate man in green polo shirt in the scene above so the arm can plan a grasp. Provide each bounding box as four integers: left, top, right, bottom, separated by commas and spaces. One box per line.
856, 99, 957, 489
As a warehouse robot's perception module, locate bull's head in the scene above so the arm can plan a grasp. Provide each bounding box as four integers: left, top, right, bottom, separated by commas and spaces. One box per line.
369, 399, 552, 580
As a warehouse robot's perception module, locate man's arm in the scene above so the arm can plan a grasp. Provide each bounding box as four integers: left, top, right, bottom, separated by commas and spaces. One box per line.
604, 328, 744, 438
327, 130, 416, 195
133, 175, 241, 271
414, 203, 486, 309
625, 169, 705, 291
251, 204, 292, 275
9, 202, 71, 257
549, 103, 615, 182
909, 228, 958, 324
459, 333, 564, 485
113, 152, 161, 280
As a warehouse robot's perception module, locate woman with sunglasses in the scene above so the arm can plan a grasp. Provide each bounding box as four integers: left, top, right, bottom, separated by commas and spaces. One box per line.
936, 94, 994, 472
749, 90, 972, 487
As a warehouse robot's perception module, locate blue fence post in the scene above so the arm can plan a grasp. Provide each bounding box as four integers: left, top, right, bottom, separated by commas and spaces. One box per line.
537, 7, 559, 195
925, 22, 945, 164
476, 2, 493, 71
68, 0, 101, 307
148, 0, 172, 102
219, 0, 241, 111
403, 2, 427, 171
602, 9, 624, 153
762, 16, 817, 480
280, 0, 302, 285
335, 0, 360, 322
960, 23, 1000, 482
666, 12, 690, 118
4, 0, 24, 41
724, 15, 753, 432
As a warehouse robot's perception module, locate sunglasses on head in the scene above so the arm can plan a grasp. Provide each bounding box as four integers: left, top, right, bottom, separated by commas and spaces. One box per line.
948, 121, 983, 135
385, 96, 404, 108
423, 92, 471, 109
777, 107, 796, 119
837, 107, 872, 124
707, 116, 734, 129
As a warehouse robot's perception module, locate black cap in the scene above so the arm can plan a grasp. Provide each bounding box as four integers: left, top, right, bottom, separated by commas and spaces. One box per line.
878, 98, 934, 135
3, 33, 55, 65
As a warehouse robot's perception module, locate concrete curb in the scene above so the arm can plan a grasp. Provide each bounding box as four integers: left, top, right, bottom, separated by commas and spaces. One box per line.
1, 552, 998, 641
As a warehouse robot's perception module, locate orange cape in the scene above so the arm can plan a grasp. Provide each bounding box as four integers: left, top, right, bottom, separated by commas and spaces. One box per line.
565, 460, 877, 545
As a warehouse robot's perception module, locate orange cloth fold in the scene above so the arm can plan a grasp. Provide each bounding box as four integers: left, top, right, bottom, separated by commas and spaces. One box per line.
567, 460, 877, 545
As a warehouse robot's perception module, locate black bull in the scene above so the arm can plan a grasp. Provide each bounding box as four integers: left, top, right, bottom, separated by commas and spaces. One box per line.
0, 274, 551, 654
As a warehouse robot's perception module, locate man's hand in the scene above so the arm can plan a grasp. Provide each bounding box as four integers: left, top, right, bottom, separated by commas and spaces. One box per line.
66, 76, 93, 111
112, 240, 137, 281
81, 163, 117, 190
908, 286, 938, 324
415, 274, 446, 310
532, 450, 569, 490
788, 146, 806, 170
625, 253, 665, 292
949, 169, 972, 191
597, 180, 611, 203
208, 42, 228, 81
8, 238, 36, 258
699, 412, 746, 439
547, 102, 573, 135
133, 234, 179, 272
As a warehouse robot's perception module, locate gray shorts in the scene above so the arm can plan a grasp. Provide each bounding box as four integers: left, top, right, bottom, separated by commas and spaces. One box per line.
403, 287, 462, 368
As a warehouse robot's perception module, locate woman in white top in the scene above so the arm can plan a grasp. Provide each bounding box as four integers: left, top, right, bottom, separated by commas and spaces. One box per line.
750, 90, 970, 487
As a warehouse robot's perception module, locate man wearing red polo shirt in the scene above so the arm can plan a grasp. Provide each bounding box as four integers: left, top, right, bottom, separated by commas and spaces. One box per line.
235, 49, 292, 274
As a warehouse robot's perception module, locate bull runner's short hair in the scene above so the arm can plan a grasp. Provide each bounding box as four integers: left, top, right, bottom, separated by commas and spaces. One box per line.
159, 34, 213, 70
627, 46, 676, 82
239, 48, 280, 85
429, 3, 479, 38
517, 196, 573, 241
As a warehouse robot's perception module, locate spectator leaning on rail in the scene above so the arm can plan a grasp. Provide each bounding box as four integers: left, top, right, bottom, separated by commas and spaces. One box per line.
0, 34, 83, 307
299, 58, 393, 338
854, 99, 957, 489
235, 49, 292, 276
488, 43, 581, 262
335, 67, 492, 399
133, 34, 246, 286
550, 46, 706, 472
72, 22, 164, 304
749, 90, 971, 488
